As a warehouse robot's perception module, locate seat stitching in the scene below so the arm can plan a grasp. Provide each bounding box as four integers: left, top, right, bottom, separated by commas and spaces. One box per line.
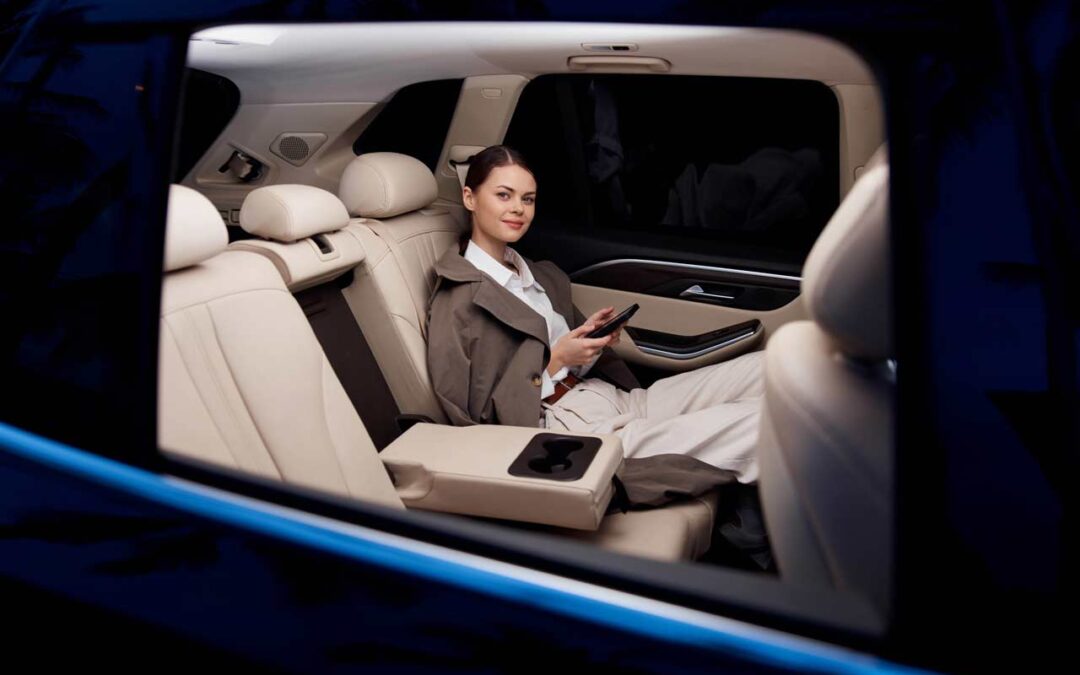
369, 163, 390, 215
318, 358, 357, 497
266, 189, 296, 241
202, 301, 286, 480
391, 226, 461, 244
171, 309, 266, 474
160, 318, 233, 461
163, 286, 293, 315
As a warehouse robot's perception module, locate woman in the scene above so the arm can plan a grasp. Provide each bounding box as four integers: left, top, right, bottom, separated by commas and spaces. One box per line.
427, 146, 764, 482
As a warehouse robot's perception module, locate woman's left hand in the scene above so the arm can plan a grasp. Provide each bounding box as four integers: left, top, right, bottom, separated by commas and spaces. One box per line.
584, 306, 623, 346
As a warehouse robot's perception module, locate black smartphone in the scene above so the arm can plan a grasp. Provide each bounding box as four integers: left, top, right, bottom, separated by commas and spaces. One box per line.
585, 304, 640, 338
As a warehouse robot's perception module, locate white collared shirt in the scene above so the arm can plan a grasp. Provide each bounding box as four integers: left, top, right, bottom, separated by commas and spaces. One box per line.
463, 241, 595, 399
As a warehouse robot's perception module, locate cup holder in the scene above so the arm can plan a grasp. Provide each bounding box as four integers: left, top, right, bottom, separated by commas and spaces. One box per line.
528, 438, 584, 474
509, 434, 601, 481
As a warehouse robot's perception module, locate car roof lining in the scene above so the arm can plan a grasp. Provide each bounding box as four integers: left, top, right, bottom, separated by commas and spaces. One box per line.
188, 22, 876, 105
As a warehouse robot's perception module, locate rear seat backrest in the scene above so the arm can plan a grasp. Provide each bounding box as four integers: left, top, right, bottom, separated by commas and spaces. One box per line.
337, 153, 467, 422
157, 184, 404, 508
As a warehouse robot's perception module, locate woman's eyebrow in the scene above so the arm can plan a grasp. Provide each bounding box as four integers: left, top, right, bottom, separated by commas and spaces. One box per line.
496, 185, 537, 196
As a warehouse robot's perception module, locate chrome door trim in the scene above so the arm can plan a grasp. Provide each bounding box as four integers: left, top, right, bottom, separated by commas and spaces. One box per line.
570, 258, 802, 286
633, 323, 763, 361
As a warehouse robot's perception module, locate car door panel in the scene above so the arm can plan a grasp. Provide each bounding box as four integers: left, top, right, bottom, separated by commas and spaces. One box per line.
571, 257, 800, 311
572, 283, 806, 372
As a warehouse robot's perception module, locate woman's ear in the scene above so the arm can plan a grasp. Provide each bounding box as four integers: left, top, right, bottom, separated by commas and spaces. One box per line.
462, 186, 476, 211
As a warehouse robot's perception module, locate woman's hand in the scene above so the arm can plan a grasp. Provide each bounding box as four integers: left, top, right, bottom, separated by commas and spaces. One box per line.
584, 306, 623, 346
547, 324, 613, 374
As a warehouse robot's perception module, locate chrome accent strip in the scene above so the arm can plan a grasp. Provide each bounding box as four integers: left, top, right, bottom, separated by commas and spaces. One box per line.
571, 258, 802, 285
679, 284, 736, 301
633, 324, 762, 360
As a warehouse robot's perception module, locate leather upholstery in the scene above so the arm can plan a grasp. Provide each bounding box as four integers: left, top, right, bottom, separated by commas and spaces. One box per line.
338, 152, 439, 219
239, 184, 351, 243
231, 229, 365, 293
801, 160, 891, 360
566, 493, 719, 561
341, 185, 465, 421
164, 184, 228, 272
757, 152, 894, 613
382, 423, 623, 530
158, 187, 404, 508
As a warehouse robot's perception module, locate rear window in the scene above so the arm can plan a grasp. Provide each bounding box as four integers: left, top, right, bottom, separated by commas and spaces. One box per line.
173, 68, 240, 181
504, 74, 840, 257
352, 78, 463, 171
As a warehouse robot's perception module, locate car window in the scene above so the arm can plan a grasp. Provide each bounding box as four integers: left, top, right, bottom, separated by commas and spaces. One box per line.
504, 74, 840, 261
173, 68, 240, 181
352, 78, 463, 171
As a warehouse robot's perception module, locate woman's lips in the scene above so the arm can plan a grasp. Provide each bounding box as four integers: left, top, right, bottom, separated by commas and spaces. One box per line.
502, 219, 525, 230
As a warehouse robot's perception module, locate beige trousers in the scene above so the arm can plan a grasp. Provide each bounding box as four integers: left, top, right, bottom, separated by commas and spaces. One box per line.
543, 350, 764, 483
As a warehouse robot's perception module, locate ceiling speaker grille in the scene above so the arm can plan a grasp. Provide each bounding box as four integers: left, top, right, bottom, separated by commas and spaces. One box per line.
278, 136, 310, 161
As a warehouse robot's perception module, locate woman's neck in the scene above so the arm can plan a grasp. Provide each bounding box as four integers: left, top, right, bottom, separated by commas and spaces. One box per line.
470, 231, 508, 266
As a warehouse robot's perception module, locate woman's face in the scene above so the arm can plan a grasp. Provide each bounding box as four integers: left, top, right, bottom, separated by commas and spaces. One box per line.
464, 163, 537, 246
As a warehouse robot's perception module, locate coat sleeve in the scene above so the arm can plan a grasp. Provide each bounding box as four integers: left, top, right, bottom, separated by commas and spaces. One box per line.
570, 305, 641, 391
427, 287, 479, 426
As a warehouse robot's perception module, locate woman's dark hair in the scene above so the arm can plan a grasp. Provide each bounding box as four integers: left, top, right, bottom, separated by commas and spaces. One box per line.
463, 145, 533, 191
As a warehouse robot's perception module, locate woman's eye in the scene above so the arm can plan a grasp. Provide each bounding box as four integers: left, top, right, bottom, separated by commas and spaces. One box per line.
524, 197, 535, 205
497, 192, 509, 199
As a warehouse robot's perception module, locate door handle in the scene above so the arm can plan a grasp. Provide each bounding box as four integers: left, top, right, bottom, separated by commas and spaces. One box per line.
679, 284, 735, 301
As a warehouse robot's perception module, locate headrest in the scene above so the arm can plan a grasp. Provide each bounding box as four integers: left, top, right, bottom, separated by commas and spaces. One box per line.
164, 185, 228, 272
338, 152, 438, 219
239, 184, 350, 243
802, 160, 892, 360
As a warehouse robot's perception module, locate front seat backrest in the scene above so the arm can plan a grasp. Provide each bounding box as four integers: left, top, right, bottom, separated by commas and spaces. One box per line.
757, 146, 894, 613
157, 184, 404, 508
337, 152, 466, 422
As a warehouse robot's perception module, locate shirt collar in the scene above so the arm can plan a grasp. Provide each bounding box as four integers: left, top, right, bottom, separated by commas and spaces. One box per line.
463, 241, 540, 290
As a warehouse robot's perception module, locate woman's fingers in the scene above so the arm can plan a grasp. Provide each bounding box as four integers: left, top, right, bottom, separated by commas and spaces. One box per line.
581, 336, 611, 349
586, 306, 615, 325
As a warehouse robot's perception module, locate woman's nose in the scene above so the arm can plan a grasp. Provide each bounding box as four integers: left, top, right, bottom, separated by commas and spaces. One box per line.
509, 199, 524, 214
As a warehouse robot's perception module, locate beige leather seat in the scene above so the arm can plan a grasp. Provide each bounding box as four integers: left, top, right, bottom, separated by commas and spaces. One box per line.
338, 152, 466, 422
337, 153, 719, 561
157, 184, 403, 508
757, 147, 893, 612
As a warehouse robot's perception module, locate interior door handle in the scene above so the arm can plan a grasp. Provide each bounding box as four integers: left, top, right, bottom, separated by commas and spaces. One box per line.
679, 284, 735, 301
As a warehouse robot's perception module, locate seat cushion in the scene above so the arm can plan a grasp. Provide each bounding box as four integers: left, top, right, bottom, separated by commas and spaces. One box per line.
562, 492, 718, 561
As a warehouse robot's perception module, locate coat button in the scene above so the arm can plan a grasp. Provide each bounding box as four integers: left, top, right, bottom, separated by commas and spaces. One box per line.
531, 374, 542, 387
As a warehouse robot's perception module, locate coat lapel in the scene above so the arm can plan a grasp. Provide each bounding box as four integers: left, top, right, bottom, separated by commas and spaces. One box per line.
434, 246, 551, 345
528, 260, 575, 325
472, 281, 550, 346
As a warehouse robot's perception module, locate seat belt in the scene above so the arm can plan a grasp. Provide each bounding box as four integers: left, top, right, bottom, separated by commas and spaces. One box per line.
447, 144, 486, 190
450, 158, 470, 189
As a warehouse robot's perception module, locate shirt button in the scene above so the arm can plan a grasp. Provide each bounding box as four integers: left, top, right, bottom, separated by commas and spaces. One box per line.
531, 375, 542, 387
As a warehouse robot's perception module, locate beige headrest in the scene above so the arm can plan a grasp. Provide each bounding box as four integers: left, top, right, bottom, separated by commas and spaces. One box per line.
240, 184, 350, 243
164, 185, 228, 272
802, 160, 891, 360
338, 152, 438, 219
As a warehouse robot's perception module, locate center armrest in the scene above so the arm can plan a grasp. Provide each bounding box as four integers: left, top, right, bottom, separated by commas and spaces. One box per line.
380, 424, 623, 530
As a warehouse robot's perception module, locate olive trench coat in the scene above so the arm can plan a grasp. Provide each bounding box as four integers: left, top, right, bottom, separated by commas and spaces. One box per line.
427, 247, 640, 428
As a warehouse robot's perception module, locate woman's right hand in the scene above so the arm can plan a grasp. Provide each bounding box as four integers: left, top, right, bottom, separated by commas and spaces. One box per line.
548, 325, 612, 374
